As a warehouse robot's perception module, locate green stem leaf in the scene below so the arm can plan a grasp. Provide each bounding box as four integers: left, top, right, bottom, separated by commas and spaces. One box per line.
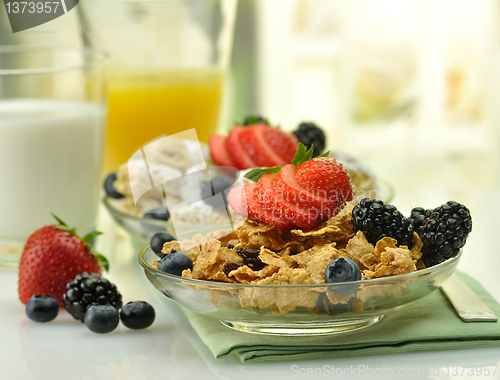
50, 212, 109, 271
291, 143, 314, 165
51, 213, 68, 227
91, 249, 109, 272
244, 166, 281, 182
82, 231, 103, 243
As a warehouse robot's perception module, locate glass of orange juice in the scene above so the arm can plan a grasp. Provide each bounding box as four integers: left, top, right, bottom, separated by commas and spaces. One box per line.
78, 0, 237, 172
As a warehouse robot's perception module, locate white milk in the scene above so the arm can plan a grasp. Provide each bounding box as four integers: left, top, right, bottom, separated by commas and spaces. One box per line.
0, 99, 106, 239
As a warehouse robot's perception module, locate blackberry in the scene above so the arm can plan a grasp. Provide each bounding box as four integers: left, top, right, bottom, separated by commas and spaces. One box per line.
292, 122, 326, 157
63, 272, 123, 322
418, 201, 472, 267
408, 207, 430, 231
352, 198, 413, 248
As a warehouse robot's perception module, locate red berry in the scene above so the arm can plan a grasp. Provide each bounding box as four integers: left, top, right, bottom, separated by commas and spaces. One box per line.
227, 185, 248, 217
253, 173, 312, 229
18, 216, 107, 308
225, 126, 257, 169
209, 134, 237, 168
257, 125, 299, 164
241, 124, 298, 167
273, 164, 339, 219
209, 123, 300, 170
244, 181, 293, 230
295, 157, 354, 206
227, 153, 354, 230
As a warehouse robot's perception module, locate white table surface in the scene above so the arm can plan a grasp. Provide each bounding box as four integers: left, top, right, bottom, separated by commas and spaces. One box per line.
1, 190, 500, 380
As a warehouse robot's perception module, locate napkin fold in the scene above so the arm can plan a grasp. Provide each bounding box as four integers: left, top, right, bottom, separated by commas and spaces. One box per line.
182, 272, 500, 363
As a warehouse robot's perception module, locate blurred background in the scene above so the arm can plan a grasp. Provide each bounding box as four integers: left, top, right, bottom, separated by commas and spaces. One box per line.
2, 0, 500, 210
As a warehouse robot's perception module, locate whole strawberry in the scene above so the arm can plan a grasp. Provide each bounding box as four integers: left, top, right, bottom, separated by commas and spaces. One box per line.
228, 144, 354, 230
18, 214, 108, 308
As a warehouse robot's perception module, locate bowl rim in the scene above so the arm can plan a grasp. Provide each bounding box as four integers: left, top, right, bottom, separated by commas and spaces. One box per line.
138, 244, 462, 289
103, 195, 171, 228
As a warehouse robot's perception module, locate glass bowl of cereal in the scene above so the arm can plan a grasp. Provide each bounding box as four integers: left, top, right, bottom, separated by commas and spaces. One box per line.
138, 205, 462, 336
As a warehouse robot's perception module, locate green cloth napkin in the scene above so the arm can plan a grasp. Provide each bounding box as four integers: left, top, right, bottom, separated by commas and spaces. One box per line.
182, 272, 500, 363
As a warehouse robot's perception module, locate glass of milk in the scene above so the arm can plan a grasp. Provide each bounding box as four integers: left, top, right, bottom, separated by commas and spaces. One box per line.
0, 45, 108, 266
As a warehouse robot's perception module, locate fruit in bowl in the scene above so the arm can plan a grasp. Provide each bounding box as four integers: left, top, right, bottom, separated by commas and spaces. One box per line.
138, 144, 472, 335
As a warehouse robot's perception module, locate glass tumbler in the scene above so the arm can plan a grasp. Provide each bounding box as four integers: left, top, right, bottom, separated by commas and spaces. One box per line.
0, 45, 108, 266
78, 0, 238, 173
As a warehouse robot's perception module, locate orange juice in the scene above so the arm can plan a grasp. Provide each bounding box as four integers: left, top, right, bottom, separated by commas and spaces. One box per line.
103, 69, 224, 172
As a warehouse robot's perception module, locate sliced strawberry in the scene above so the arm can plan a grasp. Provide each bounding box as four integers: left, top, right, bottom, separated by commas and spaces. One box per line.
228, 144, 355, 230
228, 182, 258, 219
209, 134, 237, 168
295, 157, 354, 204
247, 198, 293, 230
238, 126, 280, 167
243, 180, 292, 230
245, 124, 299, 167
253, 173, 314, 229
237, 128, 264, 166
272, 164, 341, 219
261, 125, 299, 163
225, 126, 258, 169
227, 185, 248, 217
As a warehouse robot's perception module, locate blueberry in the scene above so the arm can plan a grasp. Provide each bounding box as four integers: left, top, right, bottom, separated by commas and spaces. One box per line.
144, 207, 171, 221
201, 175, 233, 207
104, 172, 124, 199
120, 301, 155, 330
25, 295, 59, 322
325, 258, 361, 283
84, 305, 119, 334
325, 258, 361, 296
157, 250, 193, 276
140, 207, 172, 236
150, 232, 176, 256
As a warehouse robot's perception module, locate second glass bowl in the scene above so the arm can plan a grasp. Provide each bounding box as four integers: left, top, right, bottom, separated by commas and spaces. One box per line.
103, 195, 232, 245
